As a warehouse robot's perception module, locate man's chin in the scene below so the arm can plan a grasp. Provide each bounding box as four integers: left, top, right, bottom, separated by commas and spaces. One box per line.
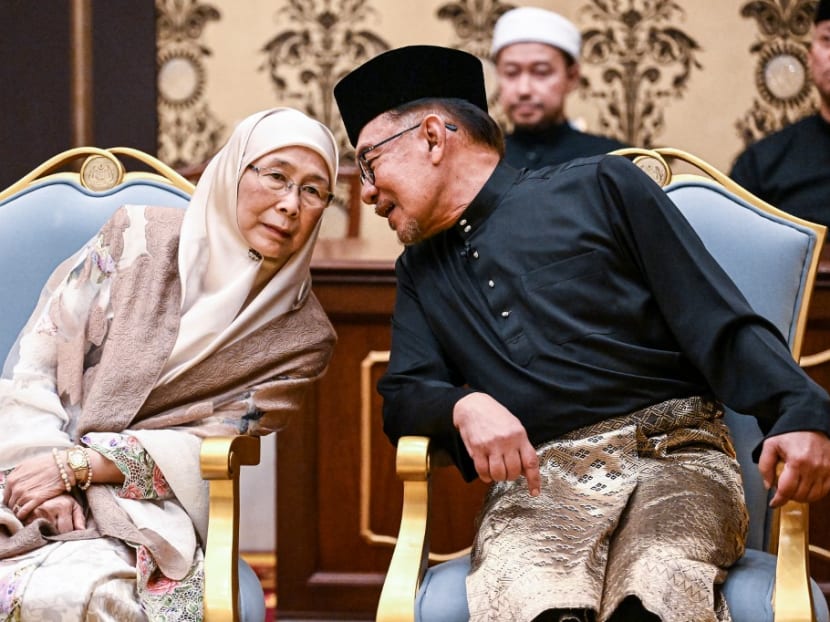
393, 219, 423, 246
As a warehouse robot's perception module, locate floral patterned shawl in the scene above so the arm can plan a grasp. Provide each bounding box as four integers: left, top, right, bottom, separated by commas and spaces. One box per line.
0, 204, 335, 576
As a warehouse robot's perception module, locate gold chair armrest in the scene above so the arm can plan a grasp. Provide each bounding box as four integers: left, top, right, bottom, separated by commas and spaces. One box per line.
201, 435, 261, 622
799, 349, 830, 368
376, 436, 432, 622
773, 460, 815, 622
809, 544, 830, 562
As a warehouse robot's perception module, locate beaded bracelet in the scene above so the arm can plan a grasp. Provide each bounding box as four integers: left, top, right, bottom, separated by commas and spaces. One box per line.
77, 447, 93, 491
52, 447, 72, 493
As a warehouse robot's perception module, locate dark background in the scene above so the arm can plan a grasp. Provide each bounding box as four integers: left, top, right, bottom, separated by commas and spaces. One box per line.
0, 0, 156, 188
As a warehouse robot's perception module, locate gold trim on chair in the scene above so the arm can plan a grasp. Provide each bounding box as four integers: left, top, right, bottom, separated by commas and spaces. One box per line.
79, 153, 125, 191
611, 148, 672, 187
775, 495, 814, 622
375, 435, 431, 622
201, 435, 261, 622
0, 146, 194, 202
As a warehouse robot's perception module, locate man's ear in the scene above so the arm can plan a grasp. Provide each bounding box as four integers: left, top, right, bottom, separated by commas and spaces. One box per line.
565, 62, 582, 94
422, 114, 448, 160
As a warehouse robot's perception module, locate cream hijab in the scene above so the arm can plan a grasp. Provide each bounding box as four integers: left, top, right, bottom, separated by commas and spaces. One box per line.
157, 108, 339, 384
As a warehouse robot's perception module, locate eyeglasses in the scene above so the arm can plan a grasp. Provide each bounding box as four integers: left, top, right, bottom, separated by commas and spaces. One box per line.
248, 165, 334, 210
357, 121, 458, 185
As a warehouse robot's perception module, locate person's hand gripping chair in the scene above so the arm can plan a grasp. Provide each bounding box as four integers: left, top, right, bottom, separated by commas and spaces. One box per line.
375, 147, 830, 622
0, 147, 267, 622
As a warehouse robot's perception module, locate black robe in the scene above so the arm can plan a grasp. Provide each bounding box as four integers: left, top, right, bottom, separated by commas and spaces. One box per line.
730, 114, 830, 227
504, 121, 627, 169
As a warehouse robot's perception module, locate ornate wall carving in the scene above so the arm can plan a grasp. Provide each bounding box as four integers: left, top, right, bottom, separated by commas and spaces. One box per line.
436, 0, 515, 59
578, 0, 702, 148
156, 0, 225, 167
735, 0, 819, 146
155, 1, 823, 210
260, 0, 391, 158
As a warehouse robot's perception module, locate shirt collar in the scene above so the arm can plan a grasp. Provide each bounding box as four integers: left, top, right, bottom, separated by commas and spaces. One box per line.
455, 160, 521, 238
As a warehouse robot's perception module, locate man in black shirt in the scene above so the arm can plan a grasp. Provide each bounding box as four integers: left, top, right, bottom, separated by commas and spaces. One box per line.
334, 44, 830, 622
730, 0, 830, 226
491, 6, 627, 169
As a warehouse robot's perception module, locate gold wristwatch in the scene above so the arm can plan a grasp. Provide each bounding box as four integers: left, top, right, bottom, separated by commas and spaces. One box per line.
66, 446, 89, 487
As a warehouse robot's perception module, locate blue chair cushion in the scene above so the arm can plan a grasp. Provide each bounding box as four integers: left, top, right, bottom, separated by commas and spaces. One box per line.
0, 178, 191, 361
415, 556, 469, 622
238, 558, 267, 622
414, 551, 830, 622
724, 549, 829, 622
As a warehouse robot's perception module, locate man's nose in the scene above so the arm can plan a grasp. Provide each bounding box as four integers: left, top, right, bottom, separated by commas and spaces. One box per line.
360, 178, 379, 207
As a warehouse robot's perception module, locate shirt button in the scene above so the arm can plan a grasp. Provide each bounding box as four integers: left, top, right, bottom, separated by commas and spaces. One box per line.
501, 310, 510, 318
488, 280, 495, 288
463, 225, 471, 233
459, 219, 467, 226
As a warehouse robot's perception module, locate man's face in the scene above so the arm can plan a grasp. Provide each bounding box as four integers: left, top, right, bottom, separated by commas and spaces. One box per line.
356, 115, 436, 246
810, 21, 830, 106
495, 42, 580, 131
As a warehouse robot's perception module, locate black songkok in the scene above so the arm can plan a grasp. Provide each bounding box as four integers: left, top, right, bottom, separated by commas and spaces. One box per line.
817, 0, 830, 23
334, 45, 488, 147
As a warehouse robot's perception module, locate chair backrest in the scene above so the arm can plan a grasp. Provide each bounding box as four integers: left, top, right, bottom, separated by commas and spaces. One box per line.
618, 147, 826, 551
0, 147, 194, 364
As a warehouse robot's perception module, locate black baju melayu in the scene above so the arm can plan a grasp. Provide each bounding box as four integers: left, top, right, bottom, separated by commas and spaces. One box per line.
378, 155, 830, 482
730, 114, 830, 227
504, 121, 627, 169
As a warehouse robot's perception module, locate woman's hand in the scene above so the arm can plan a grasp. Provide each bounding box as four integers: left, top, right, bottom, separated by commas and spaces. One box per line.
27, 494, 86, 534
3, 451, 69, 521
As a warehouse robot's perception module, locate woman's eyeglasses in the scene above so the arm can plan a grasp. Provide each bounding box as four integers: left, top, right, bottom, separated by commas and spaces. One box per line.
248, 165, 334, 209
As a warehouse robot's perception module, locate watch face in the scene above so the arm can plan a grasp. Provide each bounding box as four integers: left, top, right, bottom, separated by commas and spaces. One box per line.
68, 449, 87, 469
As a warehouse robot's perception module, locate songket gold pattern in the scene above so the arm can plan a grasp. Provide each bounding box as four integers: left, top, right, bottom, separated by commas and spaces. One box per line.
467, 397, 748, 622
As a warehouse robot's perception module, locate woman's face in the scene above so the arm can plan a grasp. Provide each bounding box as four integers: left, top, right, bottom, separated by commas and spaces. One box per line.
237, 145, 331, 265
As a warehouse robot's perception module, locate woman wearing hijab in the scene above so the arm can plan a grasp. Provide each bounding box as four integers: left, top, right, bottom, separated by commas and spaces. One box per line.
0, 107, 338, 620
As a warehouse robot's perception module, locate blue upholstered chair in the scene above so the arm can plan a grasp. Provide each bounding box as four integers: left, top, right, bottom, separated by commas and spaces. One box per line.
0, 147, 266, 622
375, 148, 830, 622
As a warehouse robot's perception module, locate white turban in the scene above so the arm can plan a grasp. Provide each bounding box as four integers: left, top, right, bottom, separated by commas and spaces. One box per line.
491, 7, 581, 62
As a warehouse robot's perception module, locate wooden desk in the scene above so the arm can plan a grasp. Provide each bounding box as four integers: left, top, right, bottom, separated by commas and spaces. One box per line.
276, 238, 487, 619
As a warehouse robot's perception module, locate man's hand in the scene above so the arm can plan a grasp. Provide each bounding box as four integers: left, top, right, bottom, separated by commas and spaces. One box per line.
453, 392, 541, 496
758, 430, 830, 507
27, 494, 86, 534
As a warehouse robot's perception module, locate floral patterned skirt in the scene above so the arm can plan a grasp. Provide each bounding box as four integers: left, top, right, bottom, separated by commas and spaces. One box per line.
0, 536, 204, 621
